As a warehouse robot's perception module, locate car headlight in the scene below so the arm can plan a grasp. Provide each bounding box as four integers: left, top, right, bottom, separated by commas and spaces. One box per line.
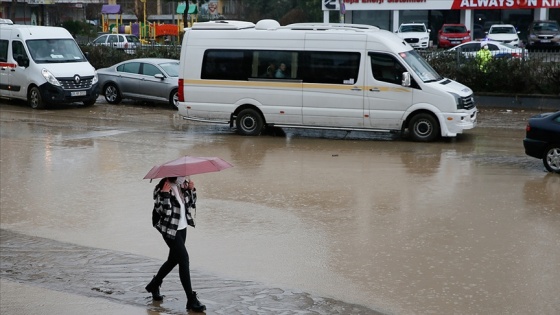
463, 36, 471, 40
41, 69, 60, 86
92, 72, 98, 85
529, 34, 537, 39
421, 37, 429, 40
440, 36, 448, 40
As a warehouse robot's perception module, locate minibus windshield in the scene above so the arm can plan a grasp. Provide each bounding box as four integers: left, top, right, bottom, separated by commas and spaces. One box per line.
27, 39, 86, 63
399, 50, 442, 83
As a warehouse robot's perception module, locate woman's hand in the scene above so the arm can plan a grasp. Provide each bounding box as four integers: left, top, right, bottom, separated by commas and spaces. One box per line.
161, 181, 172, 192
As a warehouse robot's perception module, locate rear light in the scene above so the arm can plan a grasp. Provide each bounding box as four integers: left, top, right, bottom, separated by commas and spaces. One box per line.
178, 79, 184, 102
511, 52, 521, 58
124, 42, 128, 49
526, 123, 531, 132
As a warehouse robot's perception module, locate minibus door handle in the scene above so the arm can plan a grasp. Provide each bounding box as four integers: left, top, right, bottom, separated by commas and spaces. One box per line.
351, 87, 362, 91
369, 88, 381, 92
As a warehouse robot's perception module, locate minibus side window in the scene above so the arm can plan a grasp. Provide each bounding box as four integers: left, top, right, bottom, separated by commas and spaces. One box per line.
0, 40, 8, 62
12, 41, 29, 67
201, 49, 253, 80
370, 53, 406, 85
300, 51, 360, 84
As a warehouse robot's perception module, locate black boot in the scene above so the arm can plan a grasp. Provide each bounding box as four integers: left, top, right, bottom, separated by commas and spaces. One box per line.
186, 291, 206, 312
145, 276, 163, 301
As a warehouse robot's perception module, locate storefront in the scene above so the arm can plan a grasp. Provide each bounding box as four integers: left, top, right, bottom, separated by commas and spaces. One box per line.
322, 0, 560, 44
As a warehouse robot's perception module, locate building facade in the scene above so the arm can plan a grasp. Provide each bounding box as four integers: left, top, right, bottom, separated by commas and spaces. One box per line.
322, 0, 560, 43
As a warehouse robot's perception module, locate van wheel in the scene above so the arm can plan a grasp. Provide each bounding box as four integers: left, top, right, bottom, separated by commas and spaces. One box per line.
169, 89, 179, 108
28, 86, 46, 109
543, 144, 560, 173
409, 113, 440, 142
103, 84, 121, 104
236, 108, 264, 136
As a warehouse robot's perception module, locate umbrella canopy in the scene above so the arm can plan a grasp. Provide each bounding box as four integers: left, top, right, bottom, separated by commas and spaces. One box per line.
143, 156, 233, 179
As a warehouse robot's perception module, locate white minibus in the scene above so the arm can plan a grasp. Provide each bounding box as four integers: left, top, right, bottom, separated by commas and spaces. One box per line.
177, 19, 477, 142
0, 20, 99, 109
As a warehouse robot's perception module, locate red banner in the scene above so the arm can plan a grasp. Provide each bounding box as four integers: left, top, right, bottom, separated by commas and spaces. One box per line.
452, 0, 560, 10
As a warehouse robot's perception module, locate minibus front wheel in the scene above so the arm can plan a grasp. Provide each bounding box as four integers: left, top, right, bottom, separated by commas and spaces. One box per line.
408, 113, 440, 142
236, 108, 264, 136
28, 86, 46, 109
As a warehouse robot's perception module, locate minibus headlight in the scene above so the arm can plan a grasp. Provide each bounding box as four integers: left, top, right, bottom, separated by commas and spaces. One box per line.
41, 69, 60, 86
92, 72, 98, 85
450, 92, 463, 109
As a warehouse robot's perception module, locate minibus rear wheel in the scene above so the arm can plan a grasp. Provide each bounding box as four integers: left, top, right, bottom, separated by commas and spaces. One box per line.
28, 86, 46, 109
236, 108, 264, 136
408, 113, 440, 142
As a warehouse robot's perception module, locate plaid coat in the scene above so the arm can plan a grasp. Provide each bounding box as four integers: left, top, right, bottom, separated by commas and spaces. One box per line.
152, 185, 197, 240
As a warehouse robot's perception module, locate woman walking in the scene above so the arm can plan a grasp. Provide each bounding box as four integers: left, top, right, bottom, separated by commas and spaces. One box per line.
146, 176, 206, 312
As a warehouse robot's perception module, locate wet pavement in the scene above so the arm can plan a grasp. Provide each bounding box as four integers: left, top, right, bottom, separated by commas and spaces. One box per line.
1, 99, 559, 315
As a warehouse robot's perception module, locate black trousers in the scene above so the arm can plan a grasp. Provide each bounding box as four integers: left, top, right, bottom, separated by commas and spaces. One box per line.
155, 228, 193, 296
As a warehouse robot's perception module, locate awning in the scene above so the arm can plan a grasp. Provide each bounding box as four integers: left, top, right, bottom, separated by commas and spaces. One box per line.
101, 5, 121, 15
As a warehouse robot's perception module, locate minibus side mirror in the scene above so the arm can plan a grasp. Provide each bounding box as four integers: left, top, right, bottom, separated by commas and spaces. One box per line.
401, 72, 411, 87
15, 55, 29, 68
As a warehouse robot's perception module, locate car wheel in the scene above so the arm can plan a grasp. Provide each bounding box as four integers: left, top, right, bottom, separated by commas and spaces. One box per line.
28, 86, 46, 109
408, 113, 440, 142
103, 83, 122, 104
236, 108, 264, 136
169, 89, 179, 108
543, 144, 560, 173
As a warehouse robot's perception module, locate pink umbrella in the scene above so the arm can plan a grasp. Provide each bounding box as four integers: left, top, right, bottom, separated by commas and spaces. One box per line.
143, 156, 233, 179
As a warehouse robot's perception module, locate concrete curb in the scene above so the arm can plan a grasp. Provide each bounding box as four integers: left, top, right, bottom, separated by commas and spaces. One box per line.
475, 94, 560, 110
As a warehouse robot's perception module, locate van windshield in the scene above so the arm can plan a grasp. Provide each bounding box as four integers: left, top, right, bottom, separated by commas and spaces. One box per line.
399, 50, 442, 83
27, 39, 86, 63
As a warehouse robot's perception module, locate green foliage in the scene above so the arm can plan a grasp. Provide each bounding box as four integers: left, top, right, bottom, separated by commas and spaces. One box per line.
428, 52, 559, 96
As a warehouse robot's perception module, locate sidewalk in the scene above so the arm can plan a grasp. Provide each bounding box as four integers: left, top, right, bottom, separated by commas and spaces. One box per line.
0, 229, 384, 315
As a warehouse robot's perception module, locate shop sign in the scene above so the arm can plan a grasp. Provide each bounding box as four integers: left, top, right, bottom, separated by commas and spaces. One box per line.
323, 0, 559, 10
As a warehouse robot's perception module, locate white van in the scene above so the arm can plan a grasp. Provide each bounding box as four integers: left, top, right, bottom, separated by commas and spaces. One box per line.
177, 19, 477, 142
0, 20, 99, 109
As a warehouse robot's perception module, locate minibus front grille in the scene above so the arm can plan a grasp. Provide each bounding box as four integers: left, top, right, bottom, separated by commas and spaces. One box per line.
461, 95, 475, 110
58, 77, 93, 90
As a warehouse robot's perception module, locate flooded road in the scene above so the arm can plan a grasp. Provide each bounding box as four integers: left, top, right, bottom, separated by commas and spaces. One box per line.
1, 100, 559, 315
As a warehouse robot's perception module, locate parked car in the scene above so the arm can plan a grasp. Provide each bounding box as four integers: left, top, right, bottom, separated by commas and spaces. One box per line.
395, 23, 431, 49
526, 20, 560, 48
437, 23, 471, 48
446, 40, 528, 59
91, 34, 141, 54
523, 111, 560, 173
486, 24, 521, 46
97, 58, 180, 107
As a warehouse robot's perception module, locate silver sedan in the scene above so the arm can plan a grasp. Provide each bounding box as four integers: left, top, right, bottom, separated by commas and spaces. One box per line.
97, 58, 180, 108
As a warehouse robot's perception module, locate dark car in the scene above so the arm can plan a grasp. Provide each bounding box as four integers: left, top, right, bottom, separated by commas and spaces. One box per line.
526, 20, 560, 48
523, 111, 560, 173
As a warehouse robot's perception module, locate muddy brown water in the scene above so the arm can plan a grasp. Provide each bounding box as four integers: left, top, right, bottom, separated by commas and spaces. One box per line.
1, 99, 559, 315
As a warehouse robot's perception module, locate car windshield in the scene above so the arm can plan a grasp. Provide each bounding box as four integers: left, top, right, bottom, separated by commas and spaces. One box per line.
400, 50, 442, 83
27, 39, 86, 63
490, 27, 516, 34
401, 25, 426, 32
534, 22, 559, 31
443, 25, 467, 33
159, 62, 179, 77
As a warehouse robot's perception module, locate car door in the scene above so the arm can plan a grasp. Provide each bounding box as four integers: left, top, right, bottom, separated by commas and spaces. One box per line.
138, 62, 168, 102
116, 61, 141, 98
107, 35, 121, 49
366, 52, 413, 130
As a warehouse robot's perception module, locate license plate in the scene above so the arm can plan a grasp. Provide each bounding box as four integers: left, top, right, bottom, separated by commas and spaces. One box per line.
451, 41, 460, 44
71, 91, 87, 97
540, 40, 551, 43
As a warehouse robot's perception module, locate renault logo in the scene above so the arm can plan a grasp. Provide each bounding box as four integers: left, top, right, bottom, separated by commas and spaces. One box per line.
74, 75, 81, 84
